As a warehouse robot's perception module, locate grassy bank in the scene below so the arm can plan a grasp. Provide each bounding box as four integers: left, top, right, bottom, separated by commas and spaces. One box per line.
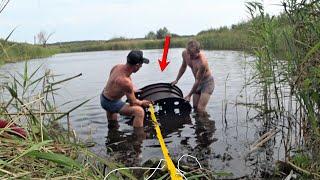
1, 31, 247, 65
51, 29, 249, 53
0, 40, 59, 64
54, 38, 189, 52
48, 18, 285, 54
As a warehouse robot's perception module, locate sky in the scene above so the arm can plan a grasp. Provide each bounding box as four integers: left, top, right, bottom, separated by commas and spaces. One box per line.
0, 0, 284, 43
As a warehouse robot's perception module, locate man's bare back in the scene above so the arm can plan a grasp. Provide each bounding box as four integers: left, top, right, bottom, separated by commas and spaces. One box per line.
100, 50, 151, 128
103, 64, 131, 100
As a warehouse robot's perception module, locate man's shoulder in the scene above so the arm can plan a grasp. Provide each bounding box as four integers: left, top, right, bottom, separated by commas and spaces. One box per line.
199, 52, 208, 63
182, 50, 189, 63
110, 64, 121, 74
117, 77, 133, 90
199, 51, 206, 58
182, 50, 188, 57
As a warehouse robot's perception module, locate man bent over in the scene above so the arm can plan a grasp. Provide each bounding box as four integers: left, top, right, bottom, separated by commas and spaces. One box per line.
101, 50, 151, 128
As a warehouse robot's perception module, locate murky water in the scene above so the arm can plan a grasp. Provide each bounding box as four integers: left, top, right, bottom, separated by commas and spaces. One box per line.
1, 49, 284, 178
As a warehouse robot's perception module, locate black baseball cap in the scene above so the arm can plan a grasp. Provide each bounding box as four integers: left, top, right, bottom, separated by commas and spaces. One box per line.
127, 50, 149, 65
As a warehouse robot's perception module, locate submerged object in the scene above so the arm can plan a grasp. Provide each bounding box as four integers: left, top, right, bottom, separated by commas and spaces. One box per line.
135, 83, 192, 116
154, 112, 192, 137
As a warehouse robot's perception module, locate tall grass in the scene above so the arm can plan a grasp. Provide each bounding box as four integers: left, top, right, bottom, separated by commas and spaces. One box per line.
196, 27, 249, 50
0, 40, 59, 64
51, 28, 249, 53
246, 0, 320, 177
0, 62, 137, 179
52, 38, 190, 53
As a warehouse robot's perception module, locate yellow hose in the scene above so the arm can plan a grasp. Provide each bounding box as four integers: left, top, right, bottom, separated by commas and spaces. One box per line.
149, 104, 183, 180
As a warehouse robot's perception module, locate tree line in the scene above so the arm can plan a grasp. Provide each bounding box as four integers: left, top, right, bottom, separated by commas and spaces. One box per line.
145, 27, 180, 39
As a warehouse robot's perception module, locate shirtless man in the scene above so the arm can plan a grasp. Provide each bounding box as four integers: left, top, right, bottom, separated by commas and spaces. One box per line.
171, 40, 214, 113
101, 50, 151, 128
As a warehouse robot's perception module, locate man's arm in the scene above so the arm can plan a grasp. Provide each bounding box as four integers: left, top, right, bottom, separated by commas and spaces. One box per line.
124, 80, 150, 107
175, 58, 187, 82
171, 51, 187, 85
124, 81, 142, 106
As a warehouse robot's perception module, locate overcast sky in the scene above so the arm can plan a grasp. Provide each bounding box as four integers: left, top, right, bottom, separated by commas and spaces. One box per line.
0, 0, 283, 43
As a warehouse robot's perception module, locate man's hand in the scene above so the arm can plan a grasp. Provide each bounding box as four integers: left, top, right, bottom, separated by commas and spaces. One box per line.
184, 94, 191, 101
170, 80, 178, 86
140, 100, 152, 108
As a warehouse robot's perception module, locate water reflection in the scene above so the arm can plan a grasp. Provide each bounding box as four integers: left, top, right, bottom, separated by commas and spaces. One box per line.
105, 122, 146, 166
194, 112, 217, 148
155, 112, 192, 138
105, 110, 218, 169
105, 112, 192, 165
178, 112, 217, 168
246, 123, 277, 178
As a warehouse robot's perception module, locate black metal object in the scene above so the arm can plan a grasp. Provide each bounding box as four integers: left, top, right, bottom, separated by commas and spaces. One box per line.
154, 113, 192, 137
135, 83, 192, 116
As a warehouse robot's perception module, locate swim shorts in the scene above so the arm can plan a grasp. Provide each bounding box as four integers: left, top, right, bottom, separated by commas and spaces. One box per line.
100, 93, 126, 113
195, 76, 215, 95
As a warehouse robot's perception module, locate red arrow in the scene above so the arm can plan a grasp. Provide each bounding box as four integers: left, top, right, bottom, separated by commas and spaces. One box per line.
158, 35, 170, 71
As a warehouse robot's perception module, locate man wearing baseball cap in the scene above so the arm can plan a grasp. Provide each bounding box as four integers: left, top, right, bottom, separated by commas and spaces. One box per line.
101, 50, 151, 128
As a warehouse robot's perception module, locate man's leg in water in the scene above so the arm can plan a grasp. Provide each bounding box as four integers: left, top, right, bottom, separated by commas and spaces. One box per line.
192, 93, 200, 111
106, 111, 119, 128
119, 104, 145, 127
197, 92, 211, 114
107, 111, 118, 121
197, 77, 214, 114
132, 127, 146, 155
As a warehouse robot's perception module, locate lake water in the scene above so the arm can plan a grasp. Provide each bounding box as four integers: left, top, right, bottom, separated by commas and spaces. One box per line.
1, 49, 284, 178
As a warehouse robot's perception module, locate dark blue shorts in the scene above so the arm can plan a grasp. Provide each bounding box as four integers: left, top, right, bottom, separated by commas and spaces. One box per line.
100, 93, 126, 113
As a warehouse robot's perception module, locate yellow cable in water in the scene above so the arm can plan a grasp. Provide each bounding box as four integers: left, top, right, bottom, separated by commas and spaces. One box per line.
149, 104, 183, 180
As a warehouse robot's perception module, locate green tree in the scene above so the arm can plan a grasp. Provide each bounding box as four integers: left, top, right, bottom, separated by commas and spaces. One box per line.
156, 27, 170, 39
145, 31, 156, 39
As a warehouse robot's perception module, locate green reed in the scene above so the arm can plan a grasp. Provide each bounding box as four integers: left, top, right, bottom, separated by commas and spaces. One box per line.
196, 28, 249, 50
0, 61, 138, 179
246, 0, 320, 177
